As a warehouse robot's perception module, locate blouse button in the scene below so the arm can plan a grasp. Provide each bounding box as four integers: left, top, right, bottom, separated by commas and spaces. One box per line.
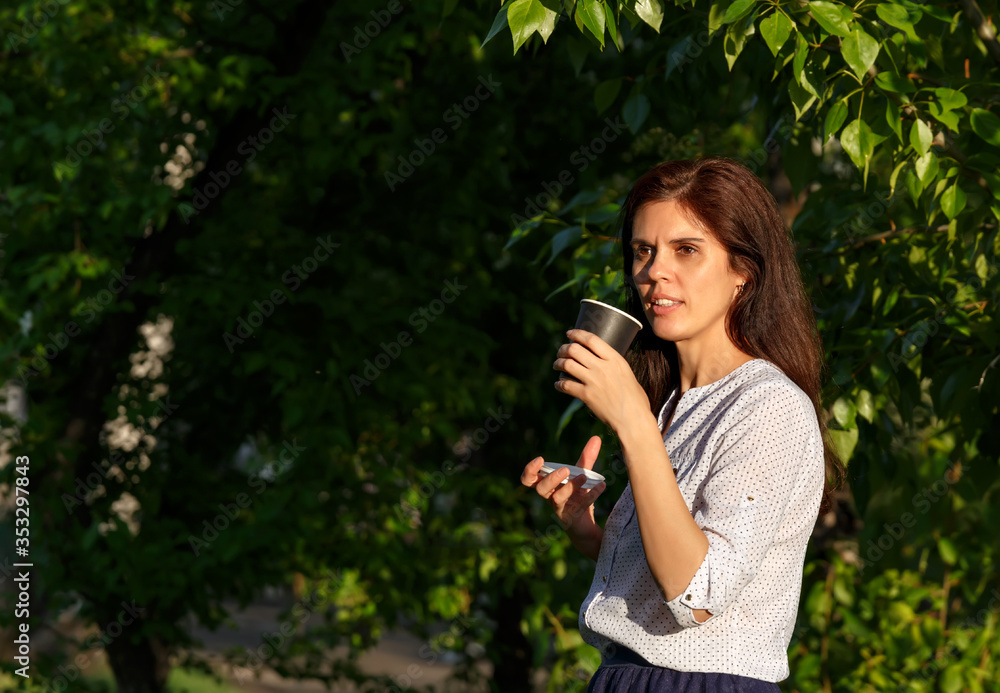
603, 575, 607, 583
672, 467, 678, 474
747, 495, 754, 501
685, 594, 692, 601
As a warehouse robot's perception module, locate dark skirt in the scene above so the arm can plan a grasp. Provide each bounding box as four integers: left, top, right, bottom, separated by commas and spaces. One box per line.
587, 645, 781, 693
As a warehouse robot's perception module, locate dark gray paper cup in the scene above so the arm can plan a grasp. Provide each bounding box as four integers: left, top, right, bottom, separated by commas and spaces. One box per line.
559, 299, 643, 381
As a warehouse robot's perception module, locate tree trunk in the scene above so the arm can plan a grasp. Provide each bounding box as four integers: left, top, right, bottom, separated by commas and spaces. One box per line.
491, 586, 533, 692
105, 632, 170, 693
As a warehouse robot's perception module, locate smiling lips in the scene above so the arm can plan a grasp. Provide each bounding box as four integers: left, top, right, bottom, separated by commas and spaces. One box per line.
648, 295, 683, 315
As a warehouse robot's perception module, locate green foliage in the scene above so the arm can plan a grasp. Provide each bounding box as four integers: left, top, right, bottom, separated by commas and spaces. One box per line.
1, 0, 998, 691
493, 0, 1000, 690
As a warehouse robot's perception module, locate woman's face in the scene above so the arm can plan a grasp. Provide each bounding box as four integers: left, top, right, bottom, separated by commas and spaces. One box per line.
629, 199, 746, 348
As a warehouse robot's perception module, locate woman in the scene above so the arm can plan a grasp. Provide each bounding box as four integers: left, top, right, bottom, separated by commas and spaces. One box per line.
520, 157, 845, 692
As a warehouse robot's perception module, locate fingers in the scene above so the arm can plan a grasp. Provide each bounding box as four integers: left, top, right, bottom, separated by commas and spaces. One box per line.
566, 329, 616, 360
553, 342, 600, 375
554, 476, 607, 521
520, 457, 546, 487
521, 458, 572, 497
535, 465, 572, 497
577, 435, 602, 471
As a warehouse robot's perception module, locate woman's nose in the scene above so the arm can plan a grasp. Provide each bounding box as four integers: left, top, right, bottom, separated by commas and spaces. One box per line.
648, 253, 672, 281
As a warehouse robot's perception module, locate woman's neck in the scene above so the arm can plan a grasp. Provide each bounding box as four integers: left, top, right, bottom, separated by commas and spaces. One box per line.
674, 340, 755, 395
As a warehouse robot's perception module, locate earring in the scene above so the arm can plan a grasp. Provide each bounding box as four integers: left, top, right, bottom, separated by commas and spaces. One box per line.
738, 283, 745, 294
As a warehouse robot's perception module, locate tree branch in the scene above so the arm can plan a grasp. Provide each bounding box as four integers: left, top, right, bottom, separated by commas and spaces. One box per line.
55, 0, 333, 529
957, 0, 1000, 68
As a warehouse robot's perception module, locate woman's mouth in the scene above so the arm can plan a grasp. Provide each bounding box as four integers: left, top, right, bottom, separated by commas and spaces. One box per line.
648, 298, 683, 315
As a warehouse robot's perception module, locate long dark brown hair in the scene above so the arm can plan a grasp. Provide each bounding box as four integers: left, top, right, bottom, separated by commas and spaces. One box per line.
618, 156, 845, 514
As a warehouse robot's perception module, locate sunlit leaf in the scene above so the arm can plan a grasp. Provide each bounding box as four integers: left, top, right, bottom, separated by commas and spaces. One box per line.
759, 10, 793, 56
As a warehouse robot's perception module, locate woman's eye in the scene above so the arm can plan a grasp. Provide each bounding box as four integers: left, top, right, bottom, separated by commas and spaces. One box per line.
679, 246, 697, 255
635, 246, 652, 258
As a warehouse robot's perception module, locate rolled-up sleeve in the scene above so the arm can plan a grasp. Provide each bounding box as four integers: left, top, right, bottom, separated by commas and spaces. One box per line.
662, 381, 818, 628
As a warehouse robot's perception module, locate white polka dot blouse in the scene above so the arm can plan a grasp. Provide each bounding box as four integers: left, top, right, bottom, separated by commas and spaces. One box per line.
578, 358, 826, 683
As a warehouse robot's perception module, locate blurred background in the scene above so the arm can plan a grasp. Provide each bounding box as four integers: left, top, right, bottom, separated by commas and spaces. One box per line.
0, 0, 998, 691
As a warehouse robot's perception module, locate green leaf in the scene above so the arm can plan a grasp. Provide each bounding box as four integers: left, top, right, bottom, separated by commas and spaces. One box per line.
824, 99, 848, 141
556, 397, 585, 439
933, 87, 967, 112
841, 27, 879, 81
789, 79, 817, 122
876, 3, 913, 34
759, 10, 793, 56
856, 389, 875, 423
665, 36, 695, 79
889, 158, 907, 193
793, 32, 809, 85
604, 2, 621, 50
577, 0, 606, 47
537, 0, 562, 42
940, 183, 966, 220
909, 118, 933, 157
545, 226, 584, 267
630, 0, 664, 32
829, 427, 859, 463
594, 78, 623, 114
970, 108, 1000, 146
481, 3, 511, 48
708, 0, 728, 33
902, 165, 922, 205
809, 1, 852, 37
914, 151, 938, 187
723, 0, 757, 25
937, 537, 958, 566
623, 92, 651, 133
874, 70, 914, 93
832, 397, 856, 428
508, 0, 552, 53
840, 118, 875, 170
940, 665, 965, 693
506, 216, 544, 248
928, 101, 961, 131
724, 15, 756, 70
799, 51, 828, 97
886, 98, 902, 143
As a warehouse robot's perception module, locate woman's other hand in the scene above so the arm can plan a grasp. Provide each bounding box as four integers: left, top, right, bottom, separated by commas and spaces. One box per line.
520, 435, 607, 560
